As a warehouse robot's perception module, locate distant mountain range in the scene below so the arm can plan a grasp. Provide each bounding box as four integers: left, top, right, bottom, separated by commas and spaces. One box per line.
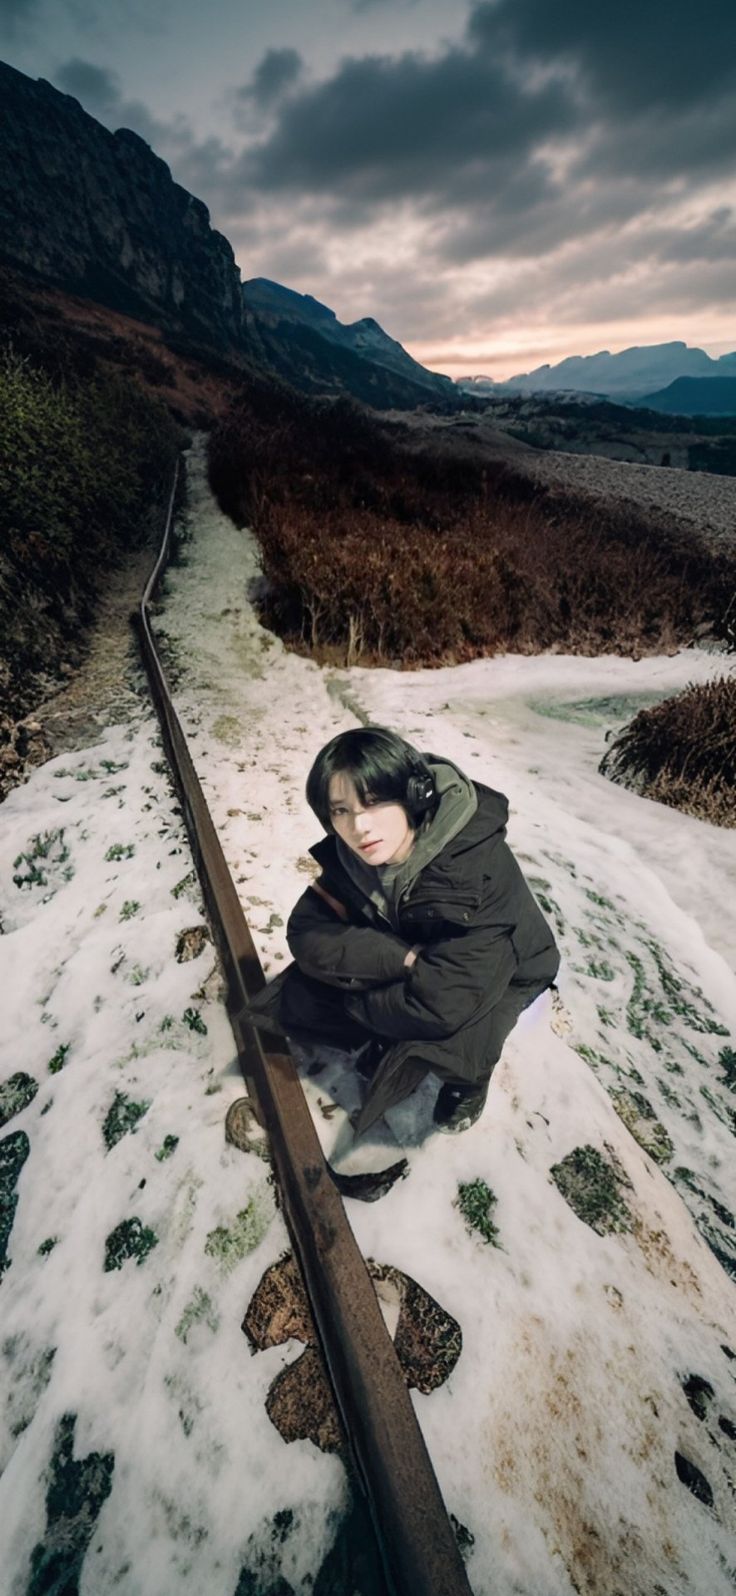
457, 343, 736, 408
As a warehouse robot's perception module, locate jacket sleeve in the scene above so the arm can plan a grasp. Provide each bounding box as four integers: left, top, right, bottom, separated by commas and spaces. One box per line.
344, 922, 518, 1039
287, 884, 413, 989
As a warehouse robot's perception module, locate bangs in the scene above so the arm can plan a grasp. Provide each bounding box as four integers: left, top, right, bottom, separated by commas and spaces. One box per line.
306, 725, 428, 832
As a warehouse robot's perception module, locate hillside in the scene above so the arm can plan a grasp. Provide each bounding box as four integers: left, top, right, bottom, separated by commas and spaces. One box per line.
244, 278, 456, 409
640, 376, 736, 416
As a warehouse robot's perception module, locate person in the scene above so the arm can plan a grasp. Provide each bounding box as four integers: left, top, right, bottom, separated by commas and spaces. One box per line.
253, 726, 560, 1136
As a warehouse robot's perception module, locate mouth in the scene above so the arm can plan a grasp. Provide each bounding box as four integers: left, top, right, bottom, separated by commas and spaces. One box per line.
359, 840, 381, 852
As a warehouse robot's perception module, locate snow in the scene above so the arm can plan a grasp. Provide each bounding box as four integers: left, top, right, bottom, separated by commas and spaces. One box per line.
1, 433, 735, 1595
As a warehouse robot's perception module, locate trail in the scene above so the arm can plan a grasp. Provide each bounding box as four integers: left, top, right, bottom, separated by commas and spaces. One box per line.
1, 434, 734, 1596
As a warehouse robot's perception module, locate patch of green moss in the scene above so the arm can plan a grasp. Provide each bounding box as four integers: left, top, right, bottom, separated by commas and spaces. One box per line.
102, 1091, 151, 1151
105, 842, 135, 861
550, 1144, 634, 1236
611, 1089, 674, 1164
587, 959, 616, 982
103, 1217, 158, 1272
175, 1286, 220, 1343
682, 1039, 710, 1069
171, 870, 196, 899
48, 1043, 71, 1075
155, 1134, 179, 1162
585, 889, 616, 911
204, 1193, 273, 1271
657, 1078, 681, 1109
27, 1413, 114, 1596
719, 1046, 736, 1091
456, 1178, 501, 1246
645, 940, 728, 1037
699, 1085, 736, 1136
38, 1236, 58, 1256
13, 829, 71, 890
0, 1072, 38, 1127
528, 878, 555, 915
574, 1043, 624, 1079
0, 1129, 31, 1275
183, 1006, 207, 1035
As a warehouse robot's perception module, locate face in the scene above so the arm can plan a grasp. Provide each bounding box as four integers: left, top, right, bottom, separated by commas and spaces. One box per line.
328, 772, 414, 866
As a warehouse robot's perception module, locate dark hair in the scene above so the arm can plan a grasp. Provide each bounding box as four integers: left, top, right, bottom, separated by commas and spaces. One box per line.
306, 725, 436, 832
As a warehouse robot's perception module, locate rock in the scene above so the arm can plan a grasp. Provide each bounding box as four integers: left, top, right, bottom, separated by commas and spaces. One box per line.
0, 62, 245, 352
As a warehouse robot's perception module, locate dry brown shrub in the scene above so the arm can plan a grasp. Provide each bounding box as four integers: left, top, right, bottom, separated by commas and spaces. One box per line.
208, 387, 735, 665
599, 676, 736, 827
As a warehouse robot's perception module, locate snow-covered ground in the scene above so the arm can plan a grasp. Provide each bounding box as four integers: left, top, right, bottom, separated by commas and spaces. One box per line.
1, 434, 735, 1595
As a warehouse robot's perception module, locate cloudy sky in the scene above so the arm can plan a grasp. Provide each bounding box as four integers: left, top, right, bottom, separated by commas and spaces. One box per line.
2, 0, 735, 378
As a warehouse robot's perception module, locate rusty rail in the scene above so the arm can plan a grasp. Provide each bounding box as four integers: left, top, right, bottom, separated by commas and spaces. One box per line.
132, 456, 475, 1596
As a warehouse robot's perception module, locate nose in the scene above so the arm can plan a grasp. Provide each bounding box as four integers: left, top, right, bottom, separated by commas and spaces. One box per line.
352, 807, 372, 835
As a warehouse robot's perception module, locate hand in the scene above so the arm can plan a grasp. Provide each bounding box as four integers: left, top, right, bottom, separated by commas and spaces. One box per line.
404, 946, 420, 968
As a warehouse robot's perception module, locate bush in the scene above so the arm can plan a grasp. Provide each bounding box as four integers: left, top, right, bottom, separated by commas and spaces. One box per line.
600, 676, 736, 827
208, 386, 733, 665
0, 346, 182, 720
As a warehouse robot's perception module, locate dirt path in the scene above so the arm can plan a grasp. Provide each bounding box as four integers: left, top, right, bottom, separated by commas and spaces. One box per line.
2, 548, 153, 799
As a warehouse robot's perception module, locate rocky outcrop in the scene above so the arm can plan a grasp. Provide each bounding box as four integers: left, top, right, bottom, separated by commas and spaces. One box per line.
0, 62, 244, 350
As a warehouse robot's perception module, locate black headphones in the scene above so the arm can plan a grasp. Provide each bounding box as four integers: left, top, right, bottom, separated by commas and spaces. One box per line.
406, 768, 436, 820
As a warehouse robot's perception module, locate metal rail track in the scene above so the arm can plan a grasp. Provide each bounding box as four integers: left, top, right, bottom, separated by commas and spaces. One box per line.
133, 459, 475, 1596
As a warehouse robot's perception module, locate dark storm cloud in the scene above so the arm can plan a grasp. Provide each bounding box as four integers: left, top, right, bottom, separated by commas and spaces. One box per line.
53, 55, 192, 154
245, 46, 576, 201
54, 56, 119, 112
0, 0, 41, 36
237, 2, 736, 259
236, 47, 303, 110
468, 0, 736, 113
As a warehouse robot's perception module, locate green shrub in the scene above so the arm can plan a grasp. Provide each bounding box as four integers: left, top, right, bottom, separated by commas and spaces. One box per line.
0, 345, 182, 722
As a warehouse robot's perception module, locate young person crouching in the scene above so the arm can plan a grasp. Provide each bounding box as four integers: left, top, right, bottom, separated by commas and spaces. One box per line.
255, 726, 560, 1135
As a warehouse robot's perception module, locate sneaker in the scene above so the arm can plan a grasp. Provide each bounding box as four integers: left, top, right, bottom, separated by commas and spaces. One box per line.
433, 1081, 488, 1134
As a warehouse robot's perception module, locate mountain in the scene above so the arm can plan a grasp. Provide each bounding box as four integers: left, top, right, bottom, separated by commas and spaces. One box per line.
243, 278, 457, 410
638, 376, 736, 416
0, 61, 246, 352
457, 343, 736, 401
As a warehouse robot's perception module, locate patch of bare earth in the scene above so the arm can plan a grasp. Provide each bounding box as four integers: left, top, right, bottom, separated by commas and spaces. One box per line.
1, 547, 153, 800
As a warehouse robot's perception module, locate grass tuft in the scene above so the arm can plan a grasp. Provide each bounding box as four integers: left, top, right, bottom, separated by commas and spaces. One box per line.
456, 1178, 501, 1246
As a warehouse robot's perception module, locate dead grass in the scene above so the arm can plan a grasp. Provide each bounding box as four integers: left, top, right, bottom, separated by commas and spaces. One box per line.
209, 386, 734, 666
600, 676, 736, 827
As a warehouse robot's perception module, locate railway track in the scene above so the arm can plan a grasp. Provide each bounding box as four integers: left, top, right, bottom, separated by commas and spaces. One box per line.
133, 460, 475, 1596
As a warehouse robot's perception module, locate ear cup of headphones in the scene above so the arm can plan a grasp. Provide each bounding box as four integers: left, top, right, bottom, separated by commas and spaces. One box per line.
406, 769, 436, 817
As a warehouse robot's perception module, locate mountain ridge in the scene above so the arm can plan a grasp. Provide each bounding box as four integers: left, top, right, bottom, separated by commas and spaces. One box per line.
243, 277, 456, 406
457, 342, 736, 402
